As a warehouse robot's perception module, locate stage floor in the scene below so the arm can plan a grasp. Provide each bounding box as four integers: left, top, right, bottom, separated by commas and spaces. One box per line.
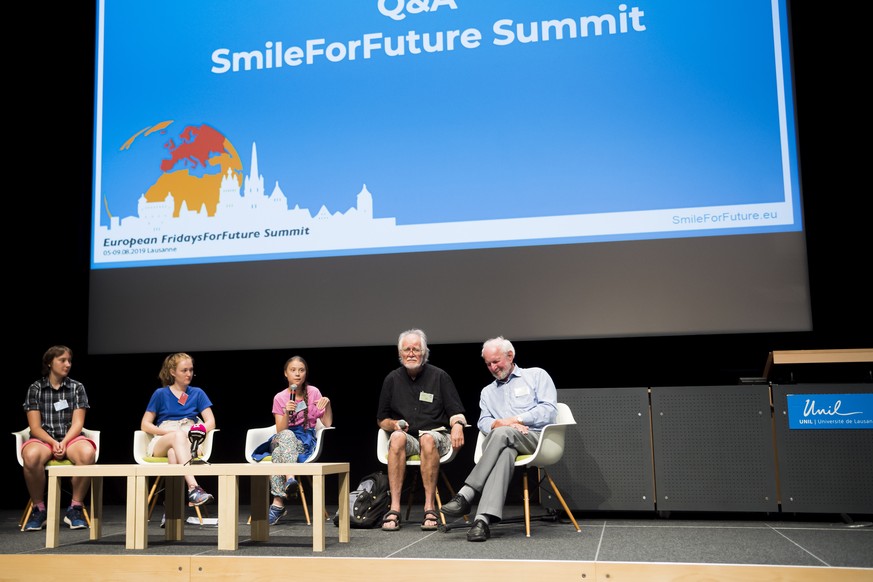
3, 504, 872, 581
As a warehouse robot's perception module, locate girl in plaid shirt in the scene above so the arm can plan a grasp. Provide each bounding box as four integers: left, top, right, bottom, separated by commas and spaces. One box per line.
21, 345, 96, 531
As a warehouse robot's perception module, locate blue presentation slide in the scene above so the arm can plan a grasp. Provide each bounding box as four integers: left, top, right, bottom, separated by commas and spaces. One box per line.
92, 0, 801, 268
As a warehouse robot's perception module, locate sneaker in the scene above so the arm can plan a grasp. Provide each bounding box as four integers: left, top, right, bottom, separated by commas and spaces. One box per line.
24, 508, 47, 531
64, 505, 87, 529
284, 477, 299, 499
160, 513, 166, 529
268, 504, 287, 525
187, 486, 214, 506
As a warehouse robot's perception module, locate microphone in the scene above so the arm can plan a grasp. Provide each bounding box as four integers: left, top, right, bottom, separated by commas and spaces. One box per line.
288, 384, 298, 416
398, 419, 408, 430
188, 423, 207, 464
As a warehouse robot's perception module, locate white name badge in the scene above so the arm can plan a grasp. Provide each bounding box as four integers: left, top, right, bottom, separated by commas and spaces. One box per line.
513, 385, 530, 397
419, 392, 434, 403
54, 399, 70, 411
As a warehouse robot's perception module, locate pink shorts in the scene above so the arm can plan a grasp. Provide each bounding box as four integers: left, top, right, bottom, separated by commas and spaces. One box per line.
22, 434, 97, 457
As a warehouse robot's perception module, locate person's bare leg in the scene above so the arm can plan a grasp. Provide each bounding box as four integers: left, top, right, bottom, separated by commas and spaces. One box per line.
22, 443, 51, 505
419, 433, 440, 529
384, 431, 407, 530
156, 432, 200, 490
67, 440, 96, 503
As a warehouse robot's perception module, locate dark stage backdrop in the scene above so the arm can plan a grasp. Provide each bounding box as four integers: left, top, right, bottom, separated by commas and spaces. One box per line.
7, 2, 870, 510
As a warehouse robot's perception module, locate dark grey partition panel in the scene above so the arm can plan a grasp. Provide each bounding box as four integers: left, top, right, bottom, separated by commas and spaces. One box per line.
772, 383, 873, 514
543, 388, 655, 512
650, 385, 778, 512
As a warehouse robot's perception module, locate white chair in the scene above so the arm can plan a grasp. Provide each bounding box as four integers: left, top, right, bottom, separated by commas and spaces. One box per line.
132, 428, 218, 524
13, 426, 101, 531
473, 402, 581, 537
377, 427, 465, 525
244, 421, 334, 524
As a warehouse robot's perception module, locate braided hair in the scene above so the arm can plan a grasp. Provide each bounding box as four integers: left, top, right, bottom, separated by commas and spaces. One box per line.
285, 355, 310, 427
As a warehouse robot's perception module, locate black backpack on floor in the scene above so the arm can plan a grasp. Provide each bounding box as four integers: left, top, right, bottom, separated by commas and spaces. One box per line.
334, 471, 391, 528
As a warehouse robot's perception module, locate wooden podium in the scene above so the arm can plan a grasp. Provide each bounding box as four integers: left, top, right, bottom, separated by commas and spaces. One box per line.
767, 349, 873, 517
763, 348, 873, 382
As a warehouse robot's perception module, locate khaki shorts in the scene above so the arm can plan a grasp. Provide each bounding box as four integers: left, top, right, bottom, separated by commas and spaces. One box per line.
146, 418, 202, 456
403, 429, 452, 458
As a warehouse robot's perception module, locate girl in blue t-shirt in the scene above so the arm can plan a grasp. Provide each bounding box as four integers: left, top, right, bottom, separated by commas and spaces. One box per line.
140, 352, 216, 506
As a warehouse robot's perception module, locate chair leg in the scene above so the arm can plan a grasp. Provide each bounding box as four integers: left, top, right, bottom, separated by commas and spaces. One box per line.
434, 485, 446, 526
300, 476, 330, 522
20, 500, 33, 531
320, 477, 330, 521
297, 478, 312, 526
543, 471, 581, 532
147, 476, 212, 525
248, 477, 325, 525
248, 486, 269, 525
522, 471, 531, 538
147, 476, 162, 520
192, 503, 204, 524
438, 469, 457, 499
20, 483, 94, 531
405, 471, 420, 520
438, 469, 468, 523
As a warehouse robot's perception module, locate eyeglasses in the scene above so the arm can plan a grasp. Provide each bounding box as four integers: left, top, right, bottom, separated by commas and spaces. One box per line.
401, 347, 423, 355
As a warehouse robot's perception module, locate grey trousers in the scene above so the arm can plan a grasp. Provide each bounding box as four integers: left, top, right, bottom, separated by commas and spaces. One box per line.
466, 426, 540, 521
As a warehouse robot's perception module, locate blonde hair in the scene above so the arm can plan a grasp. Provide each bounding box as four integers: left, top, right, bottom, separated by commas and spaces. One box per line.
159, 352, 194, 385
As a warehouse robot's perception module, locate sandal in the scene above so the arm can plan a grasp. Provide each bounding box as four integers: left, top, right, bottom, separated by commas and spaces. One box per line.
421, 509, 439, 531
381, 510, 402, 531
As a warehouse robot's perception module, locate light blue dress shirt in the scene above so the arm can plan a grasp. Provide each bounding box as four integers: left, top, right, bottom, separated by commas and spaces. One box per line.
476, 365, 558, 434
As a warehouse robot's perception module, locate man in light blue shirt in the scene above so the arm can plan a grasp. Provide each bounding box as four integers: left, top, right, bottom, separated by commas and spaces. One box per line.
440, 336, 558, 541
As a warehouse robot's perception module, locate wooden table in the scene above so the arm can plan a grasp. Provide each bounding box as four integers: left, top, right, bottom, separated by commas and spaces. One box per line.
46, 463, 139, 549
47, 462, 350, 552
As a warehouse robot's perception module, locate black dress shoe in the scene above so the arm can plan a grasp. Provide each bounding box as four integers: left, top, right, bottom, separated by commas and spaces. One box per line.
440, 494, 471, 517
466, 519, 490, 542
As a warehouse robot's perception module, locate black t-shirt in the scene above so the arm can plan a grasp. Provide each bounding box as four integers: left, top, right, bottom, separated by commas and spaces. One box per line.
376, 363, 464, 434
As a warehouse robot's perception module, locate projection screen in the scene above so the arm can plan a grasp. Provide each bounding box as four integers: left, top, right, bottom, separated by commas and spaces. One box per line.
89, 0, 811, 354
